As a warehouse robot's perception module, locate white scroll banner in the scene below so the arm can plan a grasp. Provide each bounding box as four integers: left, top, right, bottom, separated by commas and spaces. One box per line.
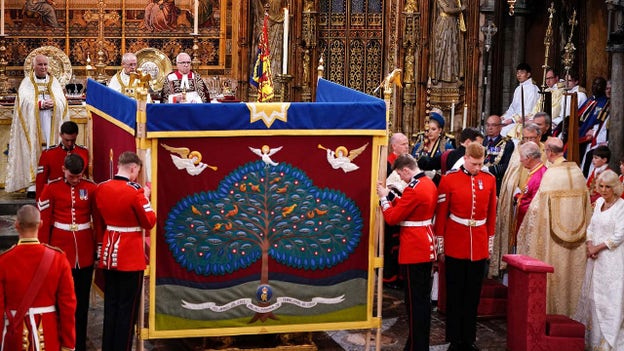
181, 295, 345, 313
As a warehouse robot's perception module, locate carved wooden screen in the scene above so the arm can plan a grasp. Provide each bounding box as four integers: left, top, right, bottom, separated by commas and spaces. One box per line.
2, 0, 227, 77
318, 0, 384, 94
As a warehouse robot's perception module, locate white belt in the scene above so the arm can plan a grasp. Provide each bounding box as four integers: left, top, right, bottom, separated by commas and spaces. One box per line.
107, 225, 142, 233
6, 306, 56, 351
449, 214, 486, 227
10, 305, 56, 316
53, 222, 91, 231
400, 219, 432, 227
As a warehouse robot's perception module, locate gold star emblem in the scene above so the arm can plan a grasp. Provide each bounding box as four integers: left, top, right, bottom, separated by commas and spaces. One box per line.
247, 103, 290, 128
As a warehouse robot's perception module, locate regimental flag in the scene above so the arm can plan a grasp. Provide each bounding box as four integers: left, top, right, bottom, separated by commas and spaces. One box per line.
250, 12, 274, 102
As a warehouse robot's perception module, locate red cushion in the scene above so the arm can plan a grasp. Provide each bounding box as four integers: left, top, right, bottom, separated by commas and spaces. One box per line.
503, 254, 555, 273
545, 314, 585, 338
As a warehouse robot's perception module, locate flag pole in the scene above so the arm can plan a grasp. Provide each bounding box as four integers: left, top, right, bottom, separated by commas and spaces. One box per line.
371, 68, 402, 351
249, 5, 274, 102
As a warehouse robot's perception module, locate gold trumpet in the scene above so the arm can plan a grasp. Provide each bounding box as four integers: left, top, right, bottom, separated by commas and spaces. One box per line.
318, 144, 349, 156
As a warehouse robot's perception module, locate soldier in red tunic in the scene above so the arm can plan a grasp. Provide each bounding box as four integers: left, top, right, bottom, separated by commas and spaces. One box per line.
377, 154, 438, 351
435, 142, 497, 351
0, 204, 77, 351
35, 121, 89, 201
94, 151, 156, 351
384, 132, 410, 288
38, 154, 97, 351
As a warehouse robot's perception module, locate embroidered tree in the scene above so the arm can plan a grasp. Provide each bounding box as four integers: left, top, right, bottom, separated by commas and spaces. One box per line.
165, 160, 363, 321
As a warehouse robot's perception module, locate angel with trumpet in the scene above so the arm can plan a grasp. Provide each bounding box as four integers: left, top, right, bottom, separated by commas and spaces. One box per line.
318, 143, 369, 173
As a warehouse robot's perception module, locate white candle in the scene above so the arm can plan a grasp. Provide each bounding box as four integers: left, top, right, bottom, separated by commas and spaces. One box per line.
1, 0, 5, 36
282, 8, 289, 74
450, 100, 455, 132
193, 0, 199, 35
462, 104, 468, 129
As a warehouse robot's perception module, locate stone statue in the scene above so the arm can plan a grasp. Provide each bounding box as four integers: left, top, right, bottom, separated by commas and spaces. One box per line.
404, 46, 415, 84
404, 0, 418, 13
304, 0, 315, 12
429, 0, 465, 85
303, 49, 310, 83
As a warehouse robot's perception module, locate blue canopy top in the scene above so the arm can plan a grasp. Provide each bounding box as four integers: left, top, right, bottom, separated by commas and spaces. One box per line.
86, 78, 386, 135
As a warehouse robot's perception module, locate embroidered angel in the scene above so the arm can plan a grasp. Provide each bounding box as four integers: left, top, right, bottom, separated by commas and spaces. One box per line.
161, 143, 217, 176
319, 143, 369, 173
248, 145, 283, 167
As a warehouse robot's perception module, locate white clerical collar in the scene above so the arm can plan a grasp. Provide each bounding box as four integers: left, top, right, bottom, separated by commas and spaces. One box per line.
181, 74, 190, 89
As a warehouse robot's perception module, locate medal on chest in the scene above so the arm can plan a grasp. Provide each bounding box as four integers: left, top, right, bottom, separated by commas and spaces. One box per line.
487, 146, 501, 154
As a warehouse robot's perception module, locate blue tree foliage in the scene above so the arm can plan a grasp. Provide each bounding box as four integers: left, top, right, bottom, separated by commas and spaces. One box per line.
165, 161, 363, 276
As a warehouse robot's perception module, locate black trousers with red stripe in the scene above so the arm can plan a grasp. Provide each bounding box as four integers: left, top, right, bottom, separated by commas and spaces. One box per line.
102, 269, 144, 351
402, 262, 433, 351
444, 256, 487, 346
72, 265, 94, 351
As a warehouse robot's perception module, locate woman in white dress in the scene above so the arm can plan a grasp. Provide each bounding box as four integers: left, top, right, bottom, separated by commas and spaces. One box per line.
576, 170, 624, 350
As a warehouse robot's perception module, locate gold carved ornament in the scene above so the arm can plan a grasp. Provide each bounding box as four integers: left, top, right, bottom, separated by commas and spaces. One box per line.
134, 47, 173, 92
23, 46, 73, 86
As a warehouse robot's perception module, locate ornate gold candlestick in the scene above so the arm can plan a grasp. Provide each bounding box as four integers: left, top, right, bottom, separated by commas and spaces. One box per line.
317, 54, 324, 79
95, 0, 109, 83
85, 52, 94, 79
95, 46, 108, 83
191, 34, 201, 70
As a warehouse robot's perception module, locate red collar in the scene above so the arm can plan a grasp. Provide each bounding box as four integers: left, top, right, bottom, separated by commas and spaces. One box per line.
174, 71, 194, 80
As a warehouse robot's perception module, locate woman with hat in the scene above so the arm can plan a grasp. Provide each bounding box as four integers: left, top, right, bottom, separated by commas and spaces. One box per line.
410, 108, 455, 177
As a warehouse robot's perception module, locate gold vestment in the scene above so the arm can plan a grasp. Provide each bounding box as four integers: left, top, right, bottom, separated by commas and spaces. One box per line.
516, 161, 591, 316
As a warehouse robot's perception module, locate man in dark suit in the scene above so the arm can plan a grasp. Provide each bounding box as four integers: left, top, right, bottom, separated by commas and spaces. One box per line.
483, 115, 514, 195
